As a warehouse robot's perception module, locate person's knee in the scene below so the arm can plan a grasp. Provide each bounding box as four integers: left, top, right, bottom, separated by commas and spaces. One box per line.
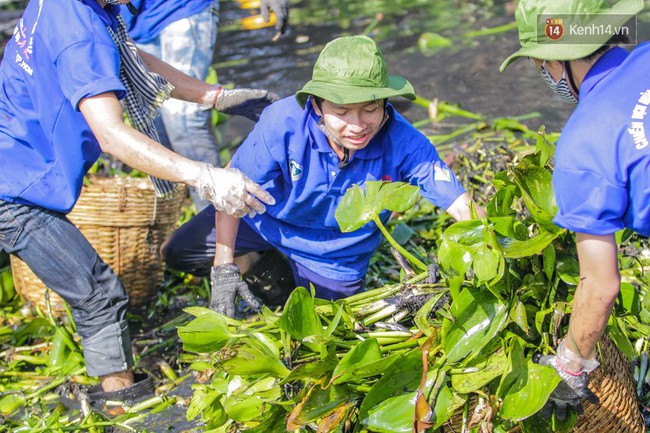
160, 231, 213, 276
160, 233, 186, 270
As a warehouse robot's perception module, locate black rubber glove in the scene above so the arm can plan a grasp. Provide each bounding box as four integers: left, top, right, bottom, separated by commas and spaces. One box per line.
260, 0, 289, 35
210, 264, 261, 318
215, 88, 280, 122
535, 353, 599, 421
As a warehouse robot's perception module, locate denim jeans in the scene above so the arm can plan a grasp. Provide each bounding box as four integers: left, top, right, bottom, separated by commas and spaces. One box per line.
161, 205, 365, 299
0, 200, 133, 377
137, 2, 220, 211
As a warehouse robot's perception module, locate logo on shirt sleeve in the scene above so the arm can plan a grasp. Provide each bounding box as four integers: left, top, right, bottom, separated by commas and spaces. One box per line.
628, 89, 650, 150
433, 161, 451, 182
289, 160, 303, 181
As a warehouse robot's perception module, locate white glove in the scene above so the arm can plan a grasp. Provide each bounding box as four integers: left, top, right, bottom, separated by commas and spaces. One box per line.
536, 338, 600, 421
194, 164, 275, 217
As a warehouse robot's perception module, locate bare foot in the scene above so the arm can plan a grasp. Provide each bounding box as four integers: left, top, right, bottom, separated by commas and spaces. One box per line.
100, 370, 134, 392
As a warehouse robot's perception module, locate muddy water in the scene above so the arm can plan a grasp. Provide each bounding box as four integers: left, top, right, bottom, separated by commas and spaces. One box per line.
214, 0, 649, 149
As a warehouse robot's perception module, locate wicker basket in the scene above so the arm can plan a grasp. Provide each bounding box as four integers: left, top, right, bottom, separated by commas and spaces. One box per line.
10, 175, 186, 315
444, 335, 645, 432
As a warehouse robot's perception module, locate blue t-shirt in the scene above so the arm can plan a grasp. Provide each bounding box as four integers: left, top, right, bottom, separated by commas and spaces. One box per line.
553, 43, 650, 237
0, 0, 126, 213
230, 96, 466, 280
122, 0, 215, 44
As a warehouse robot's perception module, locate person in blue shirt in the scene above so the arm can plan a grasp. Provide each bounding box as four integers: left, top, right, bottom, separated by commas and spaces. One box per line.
0, 0, 276, 398
500, 0, 647, 421
162, 35, 484, 317
122, 0, 289, 210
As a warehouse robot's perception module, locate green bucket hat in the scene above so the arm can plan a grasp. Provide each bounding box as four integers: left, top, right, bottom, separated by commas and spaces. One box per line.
296, 35, 416, 108
500, 0, 644, 72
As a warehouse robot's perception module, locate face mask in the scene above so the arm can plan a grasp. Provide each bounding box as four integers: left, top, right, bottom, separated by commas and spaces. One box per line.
539, 61, 578, 104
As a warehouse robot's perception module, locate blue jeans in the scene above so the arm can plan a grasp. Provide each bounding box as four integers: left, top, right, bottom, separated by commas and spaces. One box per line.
137, 2, 220, 210
161, 206, 365, 300
0, 200, 133, 377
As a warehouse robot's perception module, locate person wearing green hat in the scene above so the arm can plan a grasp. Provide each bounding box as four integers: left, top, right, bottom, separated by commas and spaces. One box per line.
162, 35, 484, 316
501, 0, 647, 421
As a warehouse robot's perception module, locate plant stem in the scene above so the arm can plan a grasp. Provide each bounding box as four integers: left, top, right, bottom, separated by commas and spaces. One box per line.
372, 215, 427, 272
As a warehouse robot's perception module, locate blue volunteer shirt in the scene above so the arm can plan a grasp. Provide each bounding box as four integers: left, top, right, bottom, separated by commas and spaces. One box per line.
553, 43, 650, 237
230, 96, 466, 280
122, 0, 214, 44
0, 0, 126, 213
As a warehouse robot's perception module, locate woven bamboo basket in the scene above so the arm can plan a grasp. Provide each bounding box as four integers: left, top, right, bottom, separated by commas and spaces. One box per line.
10, 175, 186, 315
444, 335, 645, 432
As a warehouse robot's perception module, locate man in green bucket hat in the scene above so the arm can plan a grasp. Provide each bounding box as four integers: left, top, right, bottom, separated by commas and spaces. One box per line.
163, 35, 484, 316
501, 0, 647, 422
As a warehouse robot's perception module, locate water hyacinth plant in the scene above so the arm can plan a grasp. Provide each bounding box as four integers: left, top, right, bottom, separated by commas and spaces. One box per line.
175, 128, 650, 432
1, 116, 648, 432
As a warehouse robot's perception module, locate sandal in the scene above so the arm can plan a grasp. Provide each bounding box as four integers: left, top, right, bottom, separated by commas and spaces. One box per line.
86, 373, 154, 405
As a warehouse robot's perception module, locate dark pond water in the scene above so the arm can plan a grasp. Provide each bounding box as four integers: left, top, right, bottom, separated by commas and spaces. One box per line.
214, 0, 650, 151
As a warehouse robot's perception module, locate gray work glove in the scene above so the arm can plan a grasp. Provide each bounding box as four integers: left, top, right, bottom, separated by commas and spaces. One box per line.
535, 339, 600, 421
261, 0, 289, 35
215, 88, 280, 122
210, 264, 261, 318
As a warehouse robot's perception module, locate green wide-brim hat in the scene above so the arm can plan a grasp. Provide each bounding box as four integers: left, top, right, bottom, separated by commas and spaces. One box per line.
500, 0, 644, 72
296, 35, 416, 108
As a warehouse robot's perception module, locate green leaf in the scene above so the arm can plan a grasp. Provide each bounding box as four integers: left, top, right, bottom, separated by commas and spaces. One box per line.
437, 220, 483, 278
359, 351, 421, 425
432, 384, 467, 429
223, 377, 282, 422
178, 311, 233, 353
441, 287, 509, 364
510, 299, 529, 334
556, 256, 580, 285
450, 348, 508, 394
363, 369, 437, 433
277, 287, 323, 340
13, 317, 52, 346
498, 339, 560, 421
500, 360, 560, 421
0, 393, 26, 416
499, 230, 559, 259
606, 318, 637, 361
510, 158, 560, 233
332, 338, 384, 384
487, 185, 518, 217
186, 384, 226, 423
335, 182, 420, 233
0, 267, 15, 304
239, 406, 287, 433
615, 282, 641, 315
47, 327, 71, 369
290, 383, 359, 426
364, 393, 414, 433
473, 245, 501, 282
415, 291, 448, 336
220, 338, 290, 378
542, 244, 556, 281
281, 358, 338, 384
